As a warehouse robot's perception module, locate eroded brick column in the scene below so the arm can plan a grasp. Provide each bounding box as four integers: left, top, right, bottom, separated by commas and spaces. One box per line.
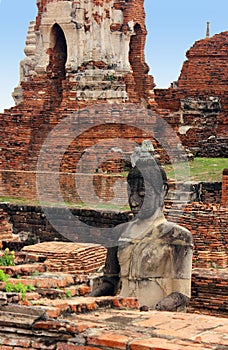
222, 168, 228, 207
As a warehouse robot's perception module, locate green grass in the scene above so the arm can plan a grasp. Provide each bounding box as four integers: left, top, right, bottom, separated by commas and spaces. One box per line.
0, 196, 41, 206
164, 158, 228, 182
0, 195, 129, 211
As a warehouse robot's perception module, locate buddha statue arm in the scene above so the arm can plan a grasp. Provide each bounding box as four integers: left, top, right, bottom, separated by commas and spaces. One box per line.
90, 224, 125, 297
90, 245, 120, 296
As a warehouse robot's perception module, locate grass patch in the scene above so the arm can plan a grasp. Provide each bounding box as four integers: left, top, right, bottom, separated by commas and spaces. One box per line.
164, 158, 227, 182
0, 196, 129, 211
0, 196, 40, 206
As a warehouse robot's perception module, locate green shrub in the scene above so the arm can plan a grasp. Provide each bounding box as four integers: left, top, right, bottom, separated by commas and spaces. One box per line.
0, 248, 15, 266
0, 269, 10, 282
65, 290, 72, 298
0, 269, 35, 300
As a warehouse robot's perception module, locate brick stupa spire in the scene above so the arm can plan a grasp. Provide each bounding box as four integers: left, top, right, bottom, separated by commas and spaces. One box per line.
12, 0, 155, 110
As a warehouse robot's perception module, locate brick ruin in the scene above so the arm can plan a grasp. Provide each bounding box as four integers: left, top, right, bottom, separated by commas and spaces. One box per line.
155, 31, 228, 155
0, 0, 227, 200
0, 201, 227, 270
222, 168, 228, 207
0, 202, 227, 347
0, 0, 158, 201
0, 1, 227, 345
13, 0, 155, 109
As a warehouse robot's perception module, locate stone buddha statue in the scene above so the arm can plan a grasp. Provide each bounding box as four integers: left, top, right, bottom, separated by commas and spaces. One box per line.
91, 146, 193, 312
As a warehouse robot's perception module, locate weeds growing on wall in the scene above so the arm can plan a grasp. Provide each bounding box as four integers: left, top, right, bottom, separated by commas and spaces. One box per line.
0, 248, 15, 266
0, 269, 35, 300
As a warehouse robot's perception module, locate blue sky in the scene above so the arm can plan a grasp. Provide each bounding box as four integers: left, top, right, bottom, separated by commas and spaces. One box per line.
0, 0, 227, 112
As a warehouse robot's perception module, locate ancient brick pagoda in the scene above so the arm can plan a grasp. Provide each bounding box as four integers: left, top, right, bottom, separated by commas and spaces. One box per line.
0, 0, 227, 202
155, 31, 228, 155
0, 3, 228, 343
0, 0, 161, 201
13, 0, 155, 109
156, 31, 228, 113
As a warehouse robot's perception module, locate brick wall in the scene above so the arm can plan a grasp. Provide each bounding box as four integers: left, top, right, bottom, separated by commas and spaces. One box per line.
1, 2, 227, 189
1, 202, 227, 268
189, 268, 228, 317
0, 168, 223, 206
166, 203, 228, 269
222, 169, 228, 207
0, 203, 129, 246
0, 169, 128, 204
0, 209, 13, 247
178, 32, 228, 97
197, 182, 222, 204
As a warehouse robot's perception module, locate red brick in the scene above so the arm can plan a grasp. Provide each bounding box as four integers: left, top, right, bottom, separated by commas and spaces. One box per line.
87, 332, 129, 349
57, 344, 83, 350
69, 300, 98, 313
30, 340, 56, 349
112, 297, 139, 309
57, 345, 99, 350
130, 337, 184, 350
0, 338, 31, 348
50, 300, 69, 312
25, 292, 41, 301
78, 285, 91, 296
44, 306, 61, 318
56, 343, 100, 350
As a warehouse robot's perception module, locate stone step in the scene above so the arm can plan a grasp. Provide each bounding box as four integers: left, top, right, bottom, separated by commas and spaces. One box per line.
30, 295, 139, 319
0, 263, 47, 277
0, 305, 227, 349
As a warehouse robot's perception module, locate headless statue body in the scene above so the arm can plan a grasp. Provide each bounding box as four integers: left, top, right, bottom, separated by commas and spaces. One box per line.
91, 152, 193, 312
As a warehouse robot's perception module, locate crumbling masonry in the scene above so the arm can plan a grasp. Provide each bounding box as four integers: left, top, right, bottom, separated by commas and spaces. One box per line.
0, 0, 227, 201
0, 1, 227, 347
